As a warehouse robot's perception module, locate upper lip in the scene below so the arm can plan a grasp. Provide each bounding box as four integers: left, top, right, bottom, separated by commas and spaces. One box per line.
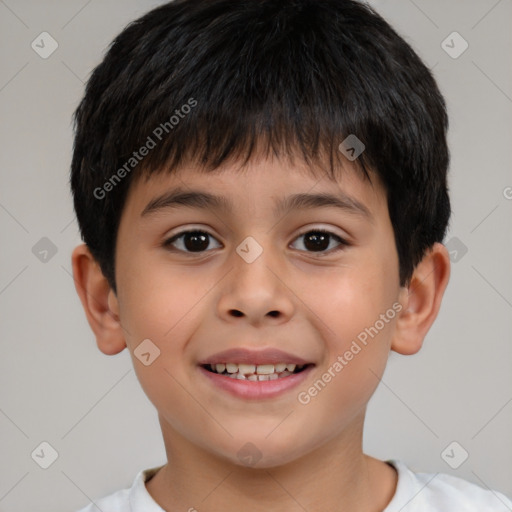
198, 348, 313, 366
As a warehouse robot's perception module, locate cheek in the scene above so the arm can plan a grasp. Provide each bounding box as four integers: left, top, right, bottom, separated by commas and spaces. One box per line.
116, 257, 213, 393
302, 247, 398, 389
312, 255, 394, 338
117, 249, 208, 345
295, 296, 397, 434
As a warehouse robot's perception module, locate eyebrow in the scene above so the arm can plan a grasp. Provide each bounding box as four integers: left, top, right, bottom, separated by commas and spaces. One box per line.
140, 186, 372, 220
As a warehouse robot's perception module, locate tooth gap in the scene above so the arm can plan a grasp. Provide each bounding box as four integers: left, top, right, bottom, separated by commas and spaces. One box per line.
204, 364, 310, 375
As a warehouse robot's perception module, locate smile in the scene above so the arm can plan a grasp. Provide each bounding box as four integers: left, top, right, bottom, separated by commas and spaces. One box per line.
201, 362, 310, 381
198, 363, 314, 400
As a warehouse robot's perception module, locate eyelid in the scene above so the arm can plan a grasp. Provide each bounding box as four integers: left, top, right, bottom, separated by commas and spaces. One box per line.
295, 224, 348, 238
163, 222, 347, 239
164, 224, 218, 240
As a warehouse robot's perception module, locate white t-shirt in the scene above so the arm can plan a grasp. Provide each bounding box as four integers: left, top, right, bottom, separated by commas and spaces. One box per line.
76, 459, 512, 511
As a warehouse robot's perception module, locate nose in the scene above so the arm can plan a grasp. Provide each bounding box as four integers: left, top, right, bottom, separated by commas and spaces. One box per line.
216, 245, 295, 327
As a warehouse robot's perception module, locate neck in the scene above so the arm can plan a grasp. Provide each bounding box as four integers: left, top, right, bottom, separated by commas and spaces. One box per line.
146, 413, 397, 512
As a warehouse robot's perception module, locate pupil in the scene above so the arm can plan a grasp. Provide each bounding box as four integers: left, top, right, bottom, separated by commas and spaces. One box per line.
185, 232, 209, 252
305, 232, 329, 251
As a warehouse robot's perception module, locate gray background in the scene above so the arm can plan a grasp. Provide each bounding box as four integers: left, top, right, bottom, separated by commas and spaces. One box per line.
0, 0, 511, 510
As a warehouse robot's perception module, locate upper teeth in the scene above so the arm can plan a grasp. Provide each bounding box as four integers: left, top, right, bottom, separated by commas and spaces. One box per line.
211, 363, 299, 375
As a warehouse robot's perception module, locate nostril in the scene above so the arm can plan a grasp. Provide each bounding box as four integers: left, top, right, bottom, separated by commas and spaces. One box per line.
230, 310, 244, 317
267, 311, 280, 318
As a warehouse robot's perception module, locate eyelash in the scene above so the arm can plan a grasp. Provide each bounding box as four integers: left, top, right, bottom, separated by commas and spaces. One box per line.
162, 228, 349, 256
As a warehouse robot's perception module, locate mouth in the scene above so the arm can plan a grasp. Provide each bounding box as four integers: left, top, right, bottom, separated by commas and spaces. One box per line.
197, 347, 315, 399
200, 362, 313, 381
197, 361, 315, 400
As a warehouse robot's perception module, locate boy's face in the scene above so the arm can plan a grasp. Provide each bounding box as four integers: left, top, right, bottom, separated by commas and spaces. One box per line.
109, 155, 408, 467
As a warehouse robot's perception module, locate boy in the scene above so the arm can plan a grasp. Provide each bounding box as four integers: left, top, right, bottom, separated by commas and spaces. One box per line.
69, 0, 512, 510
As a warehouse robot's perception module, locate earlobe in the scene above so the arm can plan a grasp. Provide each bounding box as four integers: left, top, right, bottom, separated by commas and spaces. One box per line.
71, 244, 126, 355
391, 242, 451, 355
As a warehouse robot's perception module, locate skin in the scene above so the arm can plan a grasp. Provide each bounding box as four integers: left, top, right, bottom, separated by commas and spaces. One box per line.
72, 153, 450, 512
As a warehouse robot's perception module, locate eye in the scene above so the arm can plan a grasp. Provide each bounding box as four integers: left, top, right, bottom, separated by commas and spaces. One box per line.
290, 229, 348, 254
163, 230, 222, 253
162, 228, 348, 255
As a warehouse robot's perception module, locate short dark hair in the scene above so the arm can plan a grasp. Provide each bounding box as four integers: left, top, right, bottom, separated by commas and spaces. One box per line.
70, 0, 450, 293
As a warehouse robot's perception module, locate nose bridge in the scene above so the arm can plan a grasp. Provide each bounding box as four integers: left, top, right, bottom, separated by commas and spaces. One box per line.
235, 247, 277, 293
217, 235, 294, 324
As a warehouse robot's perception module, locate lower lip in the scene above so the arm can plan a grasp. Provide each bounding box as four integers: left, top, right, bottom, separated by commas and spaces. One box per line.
198, 365, 314, 400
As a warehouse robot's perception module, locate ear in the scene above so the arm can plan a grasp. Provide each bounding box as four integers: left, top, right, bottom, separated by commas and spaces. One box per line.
391, 242, 451, 355
71, 244, 126, 355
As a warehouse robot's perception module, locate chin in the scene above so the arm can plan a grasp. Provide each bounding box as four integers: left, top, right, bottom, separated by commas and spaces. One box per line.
216, 434, 310, 470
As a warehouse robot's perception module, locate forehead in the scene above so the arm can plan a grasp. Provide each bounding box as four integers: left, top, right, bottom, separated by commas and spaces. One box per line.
123, 155, 386, 221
